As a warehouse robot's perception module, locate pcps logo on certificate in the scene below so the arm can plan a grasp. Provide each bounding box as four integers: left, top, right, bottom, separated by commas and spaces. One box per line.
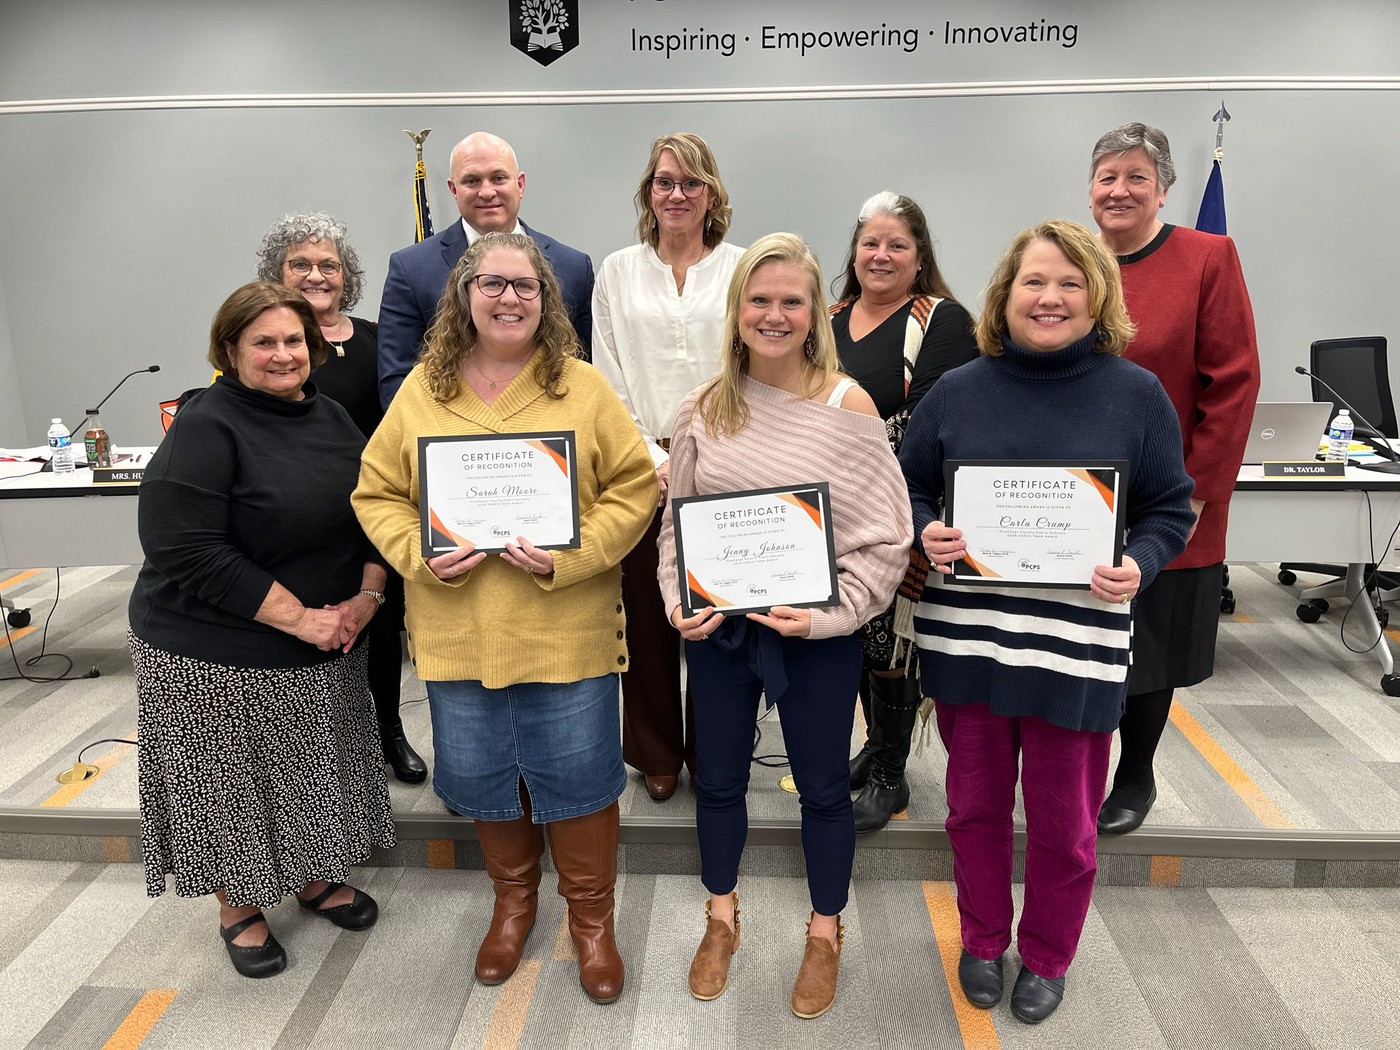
510, 0, 580, 65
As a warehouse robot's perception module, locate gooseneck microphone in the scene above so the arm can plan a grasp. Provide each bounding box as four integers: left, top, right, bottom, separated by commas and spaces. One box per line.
1296, 364, 1400, 474
68, 364, 161, 436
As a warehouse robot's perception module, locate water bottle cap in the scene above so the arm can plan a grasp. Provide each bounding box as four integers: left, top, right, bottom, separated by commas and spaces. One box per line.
50, 417, 61, 423
85, 409, 99, 416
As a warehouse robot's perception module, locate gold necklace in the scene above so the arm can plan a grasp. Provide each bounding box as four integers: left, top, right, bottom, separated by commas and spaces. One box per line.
471, 356, 526, 390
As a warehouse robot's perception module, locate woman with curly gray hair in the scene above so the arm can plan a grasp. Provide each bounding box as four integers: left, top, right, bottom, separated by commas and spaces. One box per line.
257, 212, 427, 785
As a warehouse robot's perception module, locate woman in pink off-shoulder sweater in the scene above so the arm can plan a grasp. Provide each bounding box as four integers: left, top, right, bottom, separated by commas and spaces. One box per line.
657, 233, 912, 1020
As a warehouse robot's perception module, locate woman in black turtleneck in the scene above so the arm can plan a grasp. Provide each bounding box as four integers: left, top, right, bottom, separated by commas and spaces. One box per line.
129, 282, 394, 979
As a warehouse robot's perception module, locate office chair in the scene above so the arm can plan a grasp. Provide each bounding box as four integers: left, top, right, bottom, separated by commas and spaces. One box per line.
1278, 336, 1400, 626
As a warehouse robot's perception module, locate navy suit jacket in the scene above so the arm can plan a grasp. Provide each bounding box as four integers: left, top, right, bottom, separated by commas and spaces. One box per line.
376, 219, 595, 408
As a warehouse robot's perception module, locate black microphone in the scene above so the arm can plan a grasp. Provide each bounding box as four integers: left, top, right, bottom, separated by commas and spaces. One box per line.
69, 365, 161, 436
43, 365, 161, 472
1296, 364, 1400, 474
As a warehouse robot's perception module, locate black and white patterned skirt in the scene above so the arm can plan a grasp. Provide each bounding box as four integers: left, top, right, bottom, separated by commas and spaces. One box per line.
130, 631, 397, 909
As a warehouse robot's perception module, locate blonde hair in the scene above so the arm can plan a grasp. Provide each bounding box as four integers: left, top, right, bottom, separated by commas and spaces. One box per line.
696, 233, 840, 436
419, 232, 578, 401
633, 132, 732, 250
975, 219, 1135, 358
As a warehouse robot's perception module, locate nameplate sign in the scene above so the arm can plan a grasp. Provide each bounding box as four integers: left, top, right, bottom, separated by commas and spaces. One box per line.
1262, 461, 1344, 479
91, 467, 144, 484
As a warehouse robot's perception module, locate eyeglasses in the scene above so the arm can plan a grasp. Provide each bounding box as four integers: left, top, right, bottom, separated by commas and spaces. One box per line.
649, 176, 707, 199
286, 258, 342, 277
470, 274, 542, 300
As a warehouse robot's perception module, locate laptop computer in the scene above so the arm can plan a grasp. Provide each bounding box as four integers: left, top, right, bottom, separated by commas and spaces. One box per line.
1241, 402, 1333, 464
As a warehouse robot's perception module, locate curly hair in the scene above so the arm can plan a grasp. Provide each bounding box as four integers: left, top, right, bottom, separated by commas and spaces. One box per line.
255, 212, 366, 311
696, 233, 840, 436
633, 132, 733, 250
975, 220, 1135, 358
419, 232, 579, 402
832, 190, 959, 305
207, 281, 330, 374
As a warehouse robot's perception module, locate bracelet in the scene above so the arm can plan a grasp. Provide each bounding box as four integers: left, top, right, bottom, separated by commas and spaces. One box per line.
358, 588, 386, 606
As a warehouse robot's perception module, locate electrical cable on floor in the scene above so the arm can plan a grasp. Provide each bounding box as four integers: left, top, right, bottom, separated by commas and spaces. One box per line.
752, 701, 790, 768
0, 568, 100, 682
1338, 492, 1400, 655
59, 737, 138, 784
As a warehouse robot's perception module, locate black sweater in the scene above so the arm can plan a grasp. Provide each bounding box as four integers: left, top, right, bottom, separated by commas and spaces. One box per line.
128, 375, 376, 668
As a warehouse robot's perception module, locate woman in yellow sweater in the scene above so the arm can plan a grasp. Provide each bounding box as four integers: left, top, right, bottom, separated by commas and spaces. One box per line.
353, 232, 656, 1006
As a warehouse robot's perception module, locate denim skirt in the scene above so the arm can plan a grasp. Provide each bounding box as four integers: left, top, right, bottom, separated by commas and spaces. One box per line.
425, 673, 625, 822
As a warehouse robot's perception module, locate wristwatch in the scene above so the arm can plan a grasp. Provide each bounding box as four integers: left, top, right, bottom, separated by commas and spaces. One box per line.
359, 588, 386, 606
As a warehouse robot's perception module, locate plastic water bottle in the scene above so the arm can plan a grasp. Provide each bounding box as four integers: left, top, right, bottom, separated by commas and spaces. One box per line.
1325, 408, 1354, 463
47, 418, 75, 474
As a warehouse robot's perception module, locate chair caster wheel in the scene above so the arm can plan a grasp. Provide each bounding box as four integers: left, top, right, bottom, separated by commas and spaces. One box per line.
1296, 601, 1325, 624
1377, 607, 1390, 630
6, 608, 30, 628
1383, 674, 1400, 698
1220, 596, 1236, 615
1278, 569, 1297, 585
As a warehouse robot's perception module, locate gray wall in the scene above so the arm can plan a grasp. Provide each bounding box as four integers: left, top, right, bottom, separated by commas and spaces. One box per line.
2, 0, 1399, 445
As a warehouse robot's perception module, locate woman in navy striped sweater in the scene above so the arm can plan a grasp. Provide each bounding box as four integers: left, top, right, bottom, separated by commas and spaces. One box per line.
899, 220, 1194, 1024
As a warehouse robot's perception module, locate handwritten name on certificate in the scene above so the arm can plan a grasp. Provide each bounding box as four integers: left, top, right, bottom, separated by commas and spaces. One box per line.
944, 461, 1127, 588
673, 484, 839, 617
418, 432, 581, 555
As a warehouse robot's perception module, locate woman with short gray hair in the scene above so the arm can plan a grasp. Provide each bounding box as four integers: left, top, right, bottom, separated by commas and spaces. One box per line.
1086, 122, 1260, 835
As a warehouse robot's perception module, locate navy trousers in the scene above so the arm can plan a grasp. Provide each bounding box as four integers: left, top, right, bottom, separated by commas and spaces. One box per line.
686, 622, 860, 916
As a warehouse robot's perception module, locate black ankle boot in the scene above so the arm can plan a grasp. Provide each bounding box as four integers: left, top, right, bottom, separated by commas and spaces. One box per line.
381, 723, 427, 784
852, 673, 921, 834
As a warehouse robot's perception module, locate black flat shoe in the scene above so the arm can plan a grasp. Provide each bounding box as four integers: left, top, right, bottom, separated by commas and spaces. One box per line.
382, 728, 428, 784
1010, 965, 1065, 1024
957, 950, 1004, 1008
220, 913, 286, 979
297, 882, 379, 931
1097, 785, 1157, 835
852, 776, 910, 834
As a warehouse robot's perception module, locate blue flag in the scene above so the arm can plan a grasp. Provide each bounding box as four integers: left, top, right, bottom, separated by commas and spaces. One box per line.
1196, 159, 1226, 235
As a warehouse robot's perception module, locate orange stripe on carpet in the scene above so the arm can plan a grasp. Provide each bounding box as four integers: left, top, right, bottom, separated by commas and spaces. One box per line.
40, 742, 136, 808
101, 836, 133, 863
553, 912, 573, 960
0, 568, 41, 590
483, 959, 541, 1050
0, 624, 38, 650
426, 840, 456, 869
923, 881, 1001, 1049
1169, 703, 1293, 829
1149, 855, 1183, 887
101, 988, 175, 1049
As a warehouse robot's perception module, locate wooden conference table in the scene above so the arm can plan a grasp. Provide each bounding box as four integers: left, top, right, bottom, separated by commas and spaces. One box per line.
3, 456, 1400, 688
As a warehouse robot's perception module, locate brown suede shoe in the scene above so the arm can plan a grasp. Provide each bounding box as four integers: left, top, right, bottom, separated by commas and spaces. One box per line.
790, 915, 843, 1019
688, 893, 740, 1000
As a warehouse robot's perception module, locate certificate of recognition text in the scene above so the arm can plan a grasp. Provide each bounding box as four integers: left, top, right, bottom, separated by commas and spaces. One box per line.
673, 483, 839, 617
418, 432, 581, 555
943, 461, 1127, 588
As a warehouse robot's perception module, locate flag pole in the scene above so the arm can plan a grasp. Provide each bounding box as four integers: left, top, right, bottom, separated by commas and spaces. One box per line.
404, 129, 434, 244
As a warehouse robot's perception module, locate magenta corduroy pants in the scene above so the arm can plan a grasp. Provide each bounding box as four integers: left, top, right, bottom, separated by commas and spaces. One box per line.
936, 701, 1112, 979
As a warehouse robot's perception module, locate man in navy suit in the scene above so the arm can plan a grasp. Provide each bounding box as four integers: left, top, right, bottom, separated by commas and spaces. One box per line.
377, 131, 595, 407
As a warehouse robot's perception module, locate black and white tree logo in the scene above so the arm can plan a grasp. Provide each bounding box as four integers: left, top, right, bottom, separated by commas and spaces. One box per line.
510, 0, 579, 66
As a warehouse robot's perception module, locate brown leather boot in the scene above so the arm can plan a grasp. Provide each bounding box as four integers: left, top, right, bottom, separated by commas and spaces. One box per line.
688, 893, 740, 1000
545, 801, 624, 1004
790, 914, 844, 1019
473, 789, 545, 985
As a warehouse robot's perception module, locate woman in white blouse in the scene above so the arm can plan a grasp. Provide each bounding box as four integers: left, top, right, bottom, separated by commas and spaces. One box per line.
593, 132, 745, 802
